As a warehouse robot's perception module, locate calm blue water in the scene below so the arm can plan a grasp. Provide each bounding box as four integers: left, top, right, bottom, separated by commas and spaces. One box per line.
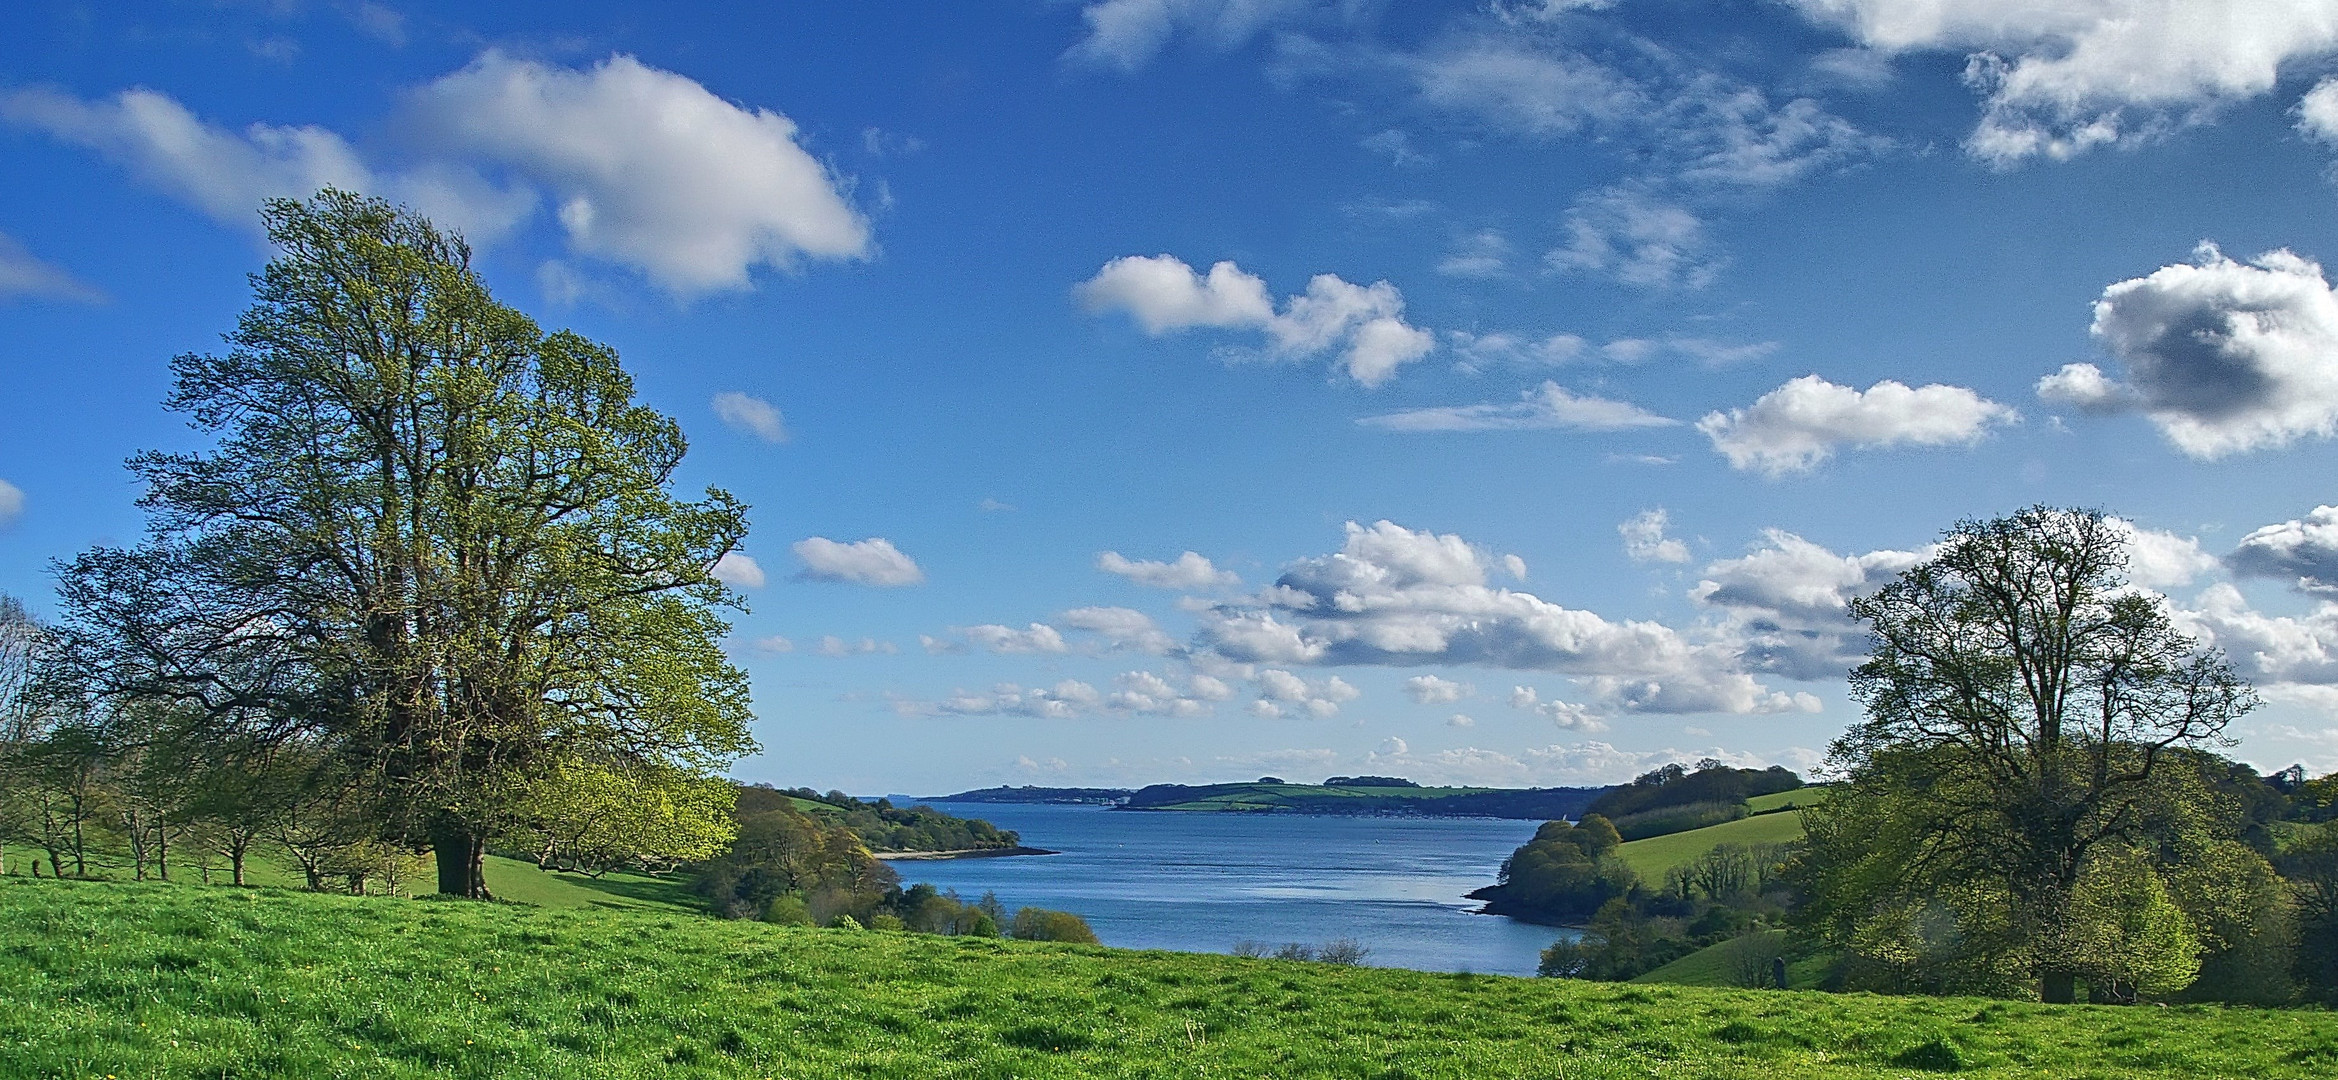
890, 803, 1575, 976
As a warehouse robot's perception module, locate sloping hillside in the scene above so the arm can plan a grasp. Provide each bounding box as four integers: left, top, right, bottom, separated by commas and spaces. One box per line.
4, 877, 2334, 1079
1614, 809, 1809, 882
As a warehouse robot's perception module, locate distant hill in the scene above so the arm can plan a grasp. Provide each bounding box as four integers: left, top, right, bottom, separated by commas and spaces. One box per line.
926, 785, 1136, 805
1119, 781, 1609, 820
737, 786, 1023, 853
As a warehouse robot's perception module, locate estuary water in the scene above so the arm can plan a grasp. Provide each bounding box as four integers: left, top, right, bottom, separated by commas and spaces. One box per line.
893, 803, 1575, 976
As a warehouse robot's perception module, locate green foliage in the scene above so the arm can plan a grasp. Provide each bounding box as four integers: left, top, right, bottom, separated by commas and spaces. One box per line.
1614, 809, 1808, 883
1585, 761, 1803, 826
1798, 507, 2261, 1003
1474, 815, 1638, 924
1011, 906, 1100, 944
509, 761, 739, 876
689, 801, 895, 923
2278, 820, 2338, 1001
7, 877, 2338, 1078
740, 785, 1019, 852
47, 191, 755, 897
1610, 800, 1747, 841
761, 894, 813, 926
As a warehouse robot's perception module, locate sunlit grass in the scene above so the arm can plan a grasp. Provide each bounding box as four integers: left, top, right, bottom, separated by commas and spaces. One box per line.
3, 876, 2332, 1079
1613, 811, 1808, 882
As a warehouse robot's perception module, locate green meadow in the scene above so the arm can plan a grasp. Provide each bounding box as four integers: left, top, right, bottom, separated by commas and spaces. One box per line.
1612, 809, 1808, 883
3, 876, 2332, 1080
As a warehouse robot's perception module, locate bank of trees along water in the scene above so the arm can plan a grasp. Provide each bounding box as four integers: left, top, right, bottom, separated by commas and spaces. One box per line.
1519, 507, 2338, 1006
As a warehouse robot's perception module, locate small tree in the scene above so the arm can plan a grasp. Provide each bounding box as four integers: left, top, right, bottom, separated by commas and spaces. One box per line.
1010, 908, 1100, 944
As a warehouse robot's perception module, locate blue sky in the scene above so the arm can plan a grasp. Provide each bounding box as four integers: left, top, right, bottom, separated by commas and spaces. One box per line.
9, 1, 2338, 794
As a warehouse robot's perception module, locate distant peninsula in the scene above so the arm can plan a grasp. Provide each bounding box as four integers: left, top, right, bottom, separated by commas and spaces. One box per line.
925, 785, 1137, 805
927, 778, 1611, 820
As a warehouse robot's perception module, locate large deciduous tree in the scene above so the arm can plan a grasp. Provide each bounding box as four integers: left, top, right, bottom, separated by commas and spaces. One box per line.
51, 190, 754, 896
1792, 507, 2266, 1003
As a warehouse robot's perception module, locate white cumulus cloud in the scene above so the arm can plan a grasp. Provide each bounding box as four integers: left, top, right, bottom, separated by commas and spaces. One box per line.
1197, 521, 1815, 716
2300, 76, 2338, 142
0, 84, 418, 231
1077, 255, 1435, 387
711, 392, 787, 443
0, 232, 102, 303
1062, 606, 1179, 654
405, 52, 870, 292
1404, 674, 1473, 704
0, 479, 21, 529
913, 680, 1104, 719
2051, 245, 2338, 458
963, 623, 1070, 655
1074, 254, 1273, 333
1357, 381, 1675, 433
1106, 670, 1226, 716
1065, 0, 1316, 70
1251, 669, 1361, 719
2230, 504, 2338, 593
710, 552, 766, 589
816, 636, 898, 657
3, 55, 869, 296
1504, 684, 1608, 731
2174, 584, 2338, 688
1549, 187, 1718, 290
1619, 509, 1691, 565
1691, 529, 1926, 680
793, 537, 925, 587
1783, 0, 2338, 164
1097, 550, 1240, 590
1699, 374, 2019, 476
2108, 518, 2219, 590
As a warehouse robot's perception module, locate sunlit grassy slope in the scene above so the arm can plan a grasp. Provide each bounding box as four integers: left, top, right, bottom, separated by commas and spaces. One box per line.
477, 856, 700, 912
1745, 787, 1829, 813
1627, 929, 1836, 990
3, 844, 701, 913
1614, 811, 1809, 882
5, 877, 2333, 1080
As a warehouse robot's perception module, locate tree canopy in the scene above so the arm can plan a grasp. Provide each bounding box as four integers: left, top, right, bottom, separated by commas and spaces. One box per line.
1792, 506, 2267, 1003
46, 190, 755, 896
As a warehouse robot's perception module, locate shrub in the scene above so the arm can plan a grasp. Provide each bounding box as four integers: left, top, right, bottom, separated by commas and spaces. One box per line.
1316, 939, 1370, 966
1610, 801, 1746, 841
762, 895, 813, 926
1010, 907, 1099, 944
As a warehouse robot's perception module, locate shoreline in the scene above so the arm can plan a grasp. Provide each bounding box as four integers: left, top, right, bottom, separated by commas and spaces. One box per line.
872, 845, 1058, 861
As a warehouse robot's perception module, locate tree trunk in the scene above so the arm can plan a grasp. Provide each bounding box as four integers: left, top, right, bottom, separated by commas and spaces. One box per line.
432, 816, 493, 899
228, 836, 248, 887
2042, 971, 2077, 1004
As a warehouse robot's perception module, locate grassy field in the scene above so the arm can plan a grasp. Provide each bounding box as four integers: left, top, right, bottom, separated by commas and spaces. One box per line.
1614, 811, 1808, 882
4, 877, 2334, 1079
3, 844, 701, 913
1627, 930, 1836, 990
476, 857, 700, 913
1744, 788, 1828, 813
